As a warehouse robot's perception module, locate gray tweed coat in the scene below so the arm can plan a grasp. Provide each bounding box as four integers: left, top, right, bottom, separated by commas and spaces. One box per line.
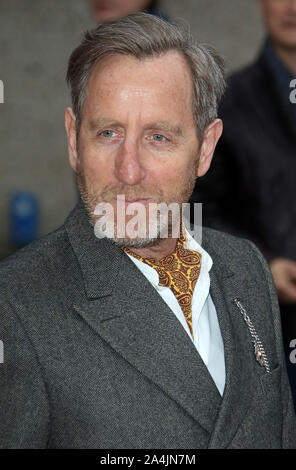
0, 200, 295, 448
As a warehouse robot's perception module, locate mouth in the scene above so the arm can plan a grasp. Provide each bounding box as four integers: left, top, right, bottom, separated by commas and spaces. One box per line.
108, 196, 153, 205
282, 21, 296, 29
124, 198, 151, 204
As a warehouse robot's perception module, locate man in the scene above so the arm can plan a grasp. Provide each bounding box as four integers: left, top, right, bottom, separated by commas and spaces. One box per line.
190, 0, 296, 408
0, 13, 295, 449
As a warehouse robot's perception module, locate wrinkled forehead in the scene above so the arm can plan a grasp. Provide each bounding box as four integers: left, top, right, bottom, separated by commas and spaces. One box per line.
87, 50, 194, 103
81, 51, 196, 126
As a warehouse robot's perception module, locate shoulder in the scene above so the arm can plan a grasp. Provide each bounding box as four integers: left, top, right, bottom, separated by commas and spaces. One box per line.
201, 227, 272, 282
201, 227, 280, 324
0, 224, 70, 275
0, 224, 76, 302
201, 226, 256, 256
202, 225, 283, 347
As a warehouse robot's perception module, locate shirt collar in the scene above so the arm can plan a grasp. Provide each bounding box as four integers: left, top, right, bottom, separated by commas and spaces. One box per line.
183, 227, 213, 274
124, 225, 213, 287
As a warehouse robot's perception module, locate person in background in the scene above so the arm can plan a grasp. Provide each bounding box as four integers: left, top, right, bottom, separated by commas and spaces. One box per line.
190, 0, 296, 409
88, 0, 162, 23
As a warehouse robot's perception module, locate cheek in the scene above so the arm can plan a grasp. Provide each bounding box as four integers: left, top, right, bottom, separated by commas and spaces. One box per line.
268, 6, 286, 25
167, 155, 196, 179
150, 160, 195, 193
80, 147, 114, 180
79, 160, 112, 195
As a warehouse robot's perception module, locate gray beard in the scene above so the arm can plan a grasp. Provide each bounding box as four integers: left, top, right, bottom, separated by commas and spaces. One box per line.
76, 160, 197, 249
93, 212, 175, 248
78, 179, 166, 248
104, 235, 162, 249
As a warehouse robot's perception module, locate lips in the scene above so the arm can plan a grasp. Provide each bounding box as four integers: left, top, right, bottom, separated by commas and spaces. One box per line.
282, 21, 296, 28
125, 198, 150, 203
109, 196, 153, 204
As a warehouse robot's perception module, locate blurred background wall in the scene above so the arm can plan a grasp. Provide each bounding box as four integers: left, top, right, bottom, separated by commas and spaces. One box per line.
0, 0, 264, 259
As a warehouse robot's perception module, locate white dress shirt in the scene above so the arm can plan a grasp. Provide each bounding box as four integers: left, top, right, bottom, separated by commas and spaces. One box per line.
124, 229, 226, 396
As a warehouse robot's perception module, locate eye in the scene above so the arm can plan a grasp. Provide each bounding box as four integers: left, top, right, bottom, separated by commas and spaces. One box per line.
151, 134, 167, 142
99, 130, 117, 138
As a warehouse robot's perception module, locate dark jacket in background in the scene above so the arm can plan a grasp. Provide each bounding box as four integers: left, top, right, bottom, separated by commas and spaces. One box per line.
190, 42, 296, 408
191, 45, 296, 261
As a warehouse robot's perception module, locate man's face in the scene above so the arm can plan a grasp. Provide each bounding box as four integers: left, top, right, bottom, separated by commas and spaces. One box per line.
66, 51, 220, 247
88, 0, 152, 23
259, 0, 296, 49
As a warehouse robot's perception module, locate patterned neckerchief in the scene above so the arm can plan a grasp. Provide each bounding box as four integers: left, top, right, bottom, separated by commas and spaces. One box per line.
123, 233, 202, 338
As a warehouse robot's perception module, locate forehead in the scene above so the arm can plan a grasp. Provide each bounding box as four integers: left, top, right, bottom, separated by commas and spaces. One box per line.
83, 51, 194, 117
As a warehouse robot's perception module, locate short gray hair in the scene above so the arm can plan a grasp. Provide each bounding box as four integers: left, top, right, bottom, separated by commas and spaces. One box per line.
66, 12, 226, 139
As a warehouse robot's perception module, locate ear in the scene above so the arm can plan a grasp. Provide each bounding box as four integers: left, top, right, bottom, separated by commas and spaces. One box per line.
196, 119, 223, 177
65, 107, 78, 172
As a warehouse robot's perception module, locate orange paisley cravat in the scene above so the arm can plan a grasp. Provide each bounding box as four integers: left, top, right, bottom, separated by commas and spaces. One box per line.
123, 233, 202, 338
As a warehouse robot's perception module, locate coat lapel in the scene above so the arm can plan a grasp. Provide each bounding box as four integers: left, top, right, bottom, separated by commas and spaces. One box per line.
65, 201, 222, 436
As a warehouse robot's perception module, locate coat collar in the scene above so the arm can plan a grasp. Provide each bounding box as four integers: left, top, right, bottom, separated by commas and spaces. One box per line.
65, 198, 125, 298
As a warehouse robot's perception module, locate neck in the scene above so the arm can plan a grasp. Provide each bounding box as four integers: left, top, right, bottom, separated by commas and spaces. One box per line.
126, 237, 178, 260
272, 41, 296, 76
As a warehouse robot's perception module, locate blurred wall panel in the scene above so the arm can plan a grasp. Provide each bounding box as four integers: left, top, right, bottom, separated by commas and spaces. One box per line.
0, 0, 95, 259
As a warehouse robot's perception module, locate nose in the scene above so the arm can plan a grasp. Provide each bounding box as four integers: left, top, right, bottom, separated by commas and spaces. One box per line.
114, 141, 146, 185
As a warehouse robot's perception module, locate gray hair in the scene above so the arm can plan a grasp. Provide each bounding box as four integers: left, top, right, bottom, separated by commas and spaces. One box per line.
66, 12, 226, 140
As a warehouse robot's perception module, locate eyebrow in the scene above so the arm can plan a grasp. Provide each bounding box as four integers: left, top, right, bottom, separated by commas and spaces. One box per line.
87, 118, 184, 137
144, 122, 184, 137
87, 118, 121, 131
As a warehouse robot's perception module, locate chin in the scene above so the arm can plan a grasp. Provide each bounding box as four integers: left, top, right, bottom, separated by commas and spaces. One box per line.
110, 236, 161, 249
